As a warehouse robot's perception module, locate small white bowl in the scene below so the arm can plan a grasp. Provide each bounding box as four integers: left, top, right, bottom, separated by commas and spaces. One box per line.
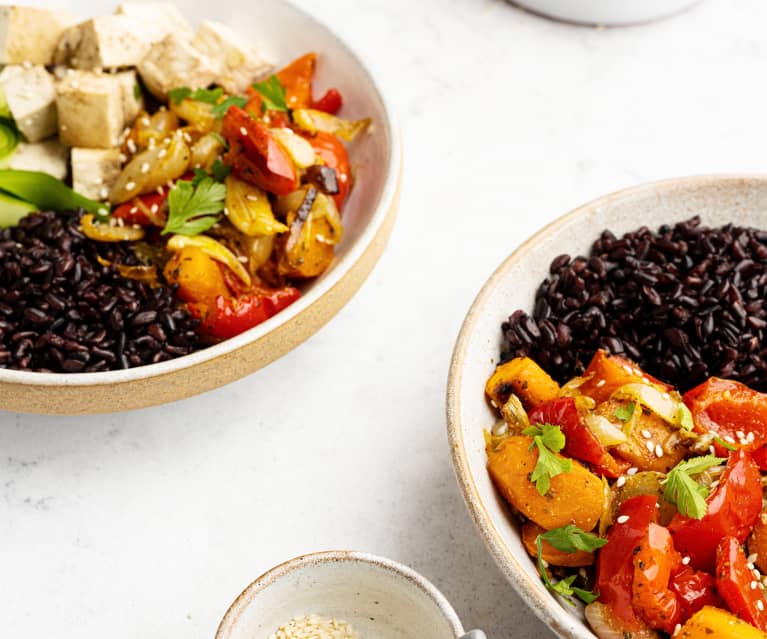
511, 0, 702, 26
216, 551, 485, 639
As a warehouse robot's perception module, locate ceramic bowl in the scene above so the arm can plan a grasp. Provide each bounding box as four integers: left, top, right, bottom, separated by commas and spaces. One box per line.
215, 551, 485, 639
0, 0, 400, 415
446, 176, 767, 639
511, 0, 702, 26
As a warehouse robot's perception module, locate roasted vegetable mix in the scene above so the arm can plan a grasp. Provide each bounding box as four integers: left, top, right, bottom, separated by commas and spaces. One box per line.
0, 5, 370, 369
485, 350, 767, 638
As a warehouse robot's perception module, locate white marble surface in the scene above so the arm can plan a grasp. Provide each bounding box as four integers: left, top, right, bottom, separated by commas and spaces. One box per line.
3, 1, 767, 637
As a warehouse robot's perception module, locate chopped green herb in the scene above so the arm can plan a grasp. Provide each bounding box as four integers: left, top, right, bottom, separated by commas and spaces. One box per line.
251, 75, 288, 112
190, 168, 208, 186
133, 83, 142, 101
535, 536, 600, 605
678, 403, 694, 430
211, 159, 232, 182
522, 423, 571, 495
539, 525, 608, 554
212, 95, 248, 119
713, 435, 737, 452
168, 86, 224, 106
168, 87, 192, 104
162, 176, 226, 236
662, 454, 726, 519
613, 401, 636, 422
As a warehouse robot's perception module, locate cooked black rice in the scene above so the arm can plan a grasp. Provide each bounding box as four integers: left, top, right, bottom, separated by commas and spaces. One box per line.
0, 210, 201, 372
501, 216, 767, 392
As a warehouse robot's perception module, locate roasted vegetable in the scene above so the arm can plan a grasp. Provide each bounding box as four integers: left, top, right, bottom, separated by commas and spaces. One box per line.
521, 521, 595, 567
487, 435, 603, 531
190, 133, 225, 170
127, 109, 180, 152
748, 512, 767, 573
716, 537, 767, 631
579, 350, 671, 404
170, 98, 217, 132
166, 233, 251, 288
163, 246, 229, 304
676, 606, 767, 639
304, 131, 352, 209
80, 213, 144, 242
293, 108, 370, 142
485, 356, 560, 411
225, 174, 288, 237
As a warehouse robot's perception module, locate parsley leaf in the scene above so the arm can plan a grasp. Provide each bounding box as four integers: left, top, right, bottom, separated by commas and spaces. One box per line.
162, 177, 226, 236
190, 168, 208, 187
211, 159, 232, 182
522, 424, 571, 495
713, 435, 737, 452
251, 75, 288, 112
212, 95, 248, 119
168, 86, 224, 106
613, 401, 635, 422
168, 87, 192, 104
540, 525, 608, 554
535, 536, 600, 605
662, 454, 726, 519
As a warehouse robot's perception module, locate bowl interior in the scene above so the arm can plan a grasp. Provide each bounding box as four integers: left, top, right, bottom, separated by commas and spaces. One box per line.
448, 176, 767, 639
0, 0, 398, 405
217, 553, 463, 639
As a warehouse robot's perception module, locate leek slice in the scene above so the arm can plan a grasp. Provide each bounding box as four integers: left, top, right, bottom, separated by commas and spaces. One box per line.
0, 190, 37, 228
611, 383, 687, 429
0, 119, 19, 164
0, 169, 106, 217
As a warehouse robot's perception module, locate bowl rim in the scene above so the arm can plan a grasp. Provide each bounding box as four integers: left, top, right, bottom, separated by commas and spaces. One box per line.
0, 1, 401, 389
214, 550, 466, 639
446, 174, 767, 639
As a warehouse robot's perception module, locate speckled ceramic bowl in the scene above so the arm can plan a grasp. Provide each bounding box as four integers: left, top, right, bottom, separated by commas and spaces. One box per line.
0, 0, 400, 415
446, 176, 767, 639
215, 551, 485, 639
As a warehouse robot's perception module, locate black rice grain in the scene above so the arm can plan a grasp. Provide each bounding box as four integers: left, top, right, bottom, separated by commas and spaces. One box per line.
501, 216, 767, 392
0, 210, 201, 373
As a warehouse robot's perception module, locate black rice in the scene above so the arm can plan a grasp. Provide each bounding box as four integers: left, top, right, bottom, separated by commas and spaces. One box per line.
501, 216, 767, 392
0, 210, 201, 373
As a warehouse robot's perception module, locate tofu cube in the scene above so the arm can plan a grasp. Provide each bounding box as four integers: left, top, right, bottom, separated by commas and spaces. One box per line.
138, 34, 218, 100
115, 70, 144, 125
9, 139, 68, 180
56, 72, 125, 148
0, 65, 57, 142
56, 16, 150, 69
0, 6, 76, 65
193, 20, 272, 94
71, 148, 122, 201
115, 3, 193, 42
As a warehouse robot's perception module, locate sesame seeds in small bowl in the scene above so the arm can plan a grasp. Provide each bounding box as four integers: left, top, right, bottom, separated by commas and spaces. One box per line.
215, 551, 485, 639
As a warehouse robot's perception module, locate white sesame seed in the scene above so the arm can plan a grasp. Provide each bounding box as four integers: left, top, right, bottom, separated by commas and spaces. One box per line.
119, 153, 127, 163
737, 430, 746, 440
748, 562, 756, 570
617, 515, 629, 524
156, 186, 164, 196
616, 476, 626, 488
140, 162, 150, 173
748, 432, 756, 443
655, 443, 664, 458
749, 553, 759, 564
150, 203, 159, 214
709, 445, 716, 455
752, 581, 759, 590
127, 139, 137, 154
125, 181, 136, 191
245, 194, 259, 201
758, 600, 765, 612
627, 467, 638, 476
662, 392, 671, 400
240, 126, 248, 136
641, 429, 652, 439
596, 380, 605, 387
673, 623, 681, 636
724, 435, 736, 444
645, 440, 655, 453
237, 255, 248, 263
158, 148, 167, 158
60, 124, 68, 131
99, 186, 108, 199
682, 556, 690, 565
129, 206, 138, 214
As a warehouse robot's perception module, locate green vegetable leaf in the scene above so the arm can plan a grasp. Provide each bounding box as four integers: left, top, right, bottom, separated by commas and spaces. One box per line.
0, 169, 105, 217
251, 75, 288, 112
211, 159, 232, 182
662, 454, 726, 519
713, 435, 737, 452
168, 87, 192, 104
678, 403, 694, 430
540, 525, 608, 554
190, 168, 209, 187
613, 401, 636, 423
522, 424, 570, 495
212, 95, 248, 119
535, 537, 600, 605
162, 177, 226, 236
133, 83, 142, 101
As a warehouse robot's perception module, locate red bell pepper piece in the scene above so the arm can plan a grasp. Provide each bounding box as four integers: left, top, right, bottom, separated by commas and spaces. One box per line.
303, 131, 351, 210
112, 190, 169, 226
528, 397, 629, 478
578, 350, 672, 404
753, 446, 767, 471
632, 522, 682, 634
311, 88, 343, 114
275, 52, 316, 109
669, 566, 724, 622
685, 378, 767, 454
597, 494, 658, 631
192, 287, 300, 340
716, 536, 767, 631
669, 449, 762, 573
222, 106, 298, 196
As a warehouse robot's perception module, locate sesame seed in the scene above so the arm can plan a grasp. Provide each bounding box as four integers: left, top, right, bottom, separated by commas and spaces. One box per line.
709, 445, 716, 455
60, 124, 68, 131
125, 181, 136, 191
752, 581, 759, 590
748, 432, 756, 443
150, 204, 158, 214
156, 186, 164, 196
245, 194, 259, 201
627, 467, 638, 476
129, 206, 138, 214
240, 126, 248, 136
724, 435, 736, 444
737, 430, 746, 440
655, 443, 664, 458
662, 392, 671, 400
99, 187, 108, 199
237, 255, 248, 263
223, 207, 229, 216
682, 556, 690, 565
749, 553, 759, 564
127, 139, 137, 154
758, 600, 765, 612
596, 380, 605, 387
748, 562, 756, 570
158, 148, 167, 158
617, 515, 629, 524
645, 440, 655, 453
641, 429, 652, 439
673, 623, 681, 636
140, 162, 150, 173
119, 153, 127, 163
616, 476, 626, 488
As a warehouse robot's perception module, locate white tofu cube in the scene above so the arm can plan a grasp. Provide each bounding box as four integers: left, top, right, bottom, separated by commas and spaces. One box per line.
0, 65, 57, 142
56, 72, 125, 149
115, 3, 193, 42
115, 70, 144, 125
193, 20, 272, 94
138, 34, 218, 100
0, 6, 76, 65
56, 16, 150, 69
9, 139, 68, 180
71, 148, 122, 201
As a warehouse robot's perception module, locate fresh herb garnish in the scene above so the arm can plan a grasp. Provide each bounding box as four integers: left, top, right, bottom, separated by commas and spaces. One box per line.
251, 75, 288, 112
211, 159, 232, 182
210, 132, 228, 149
168, 87, 192, 104
613, 401, 636, 423
168, 86, 224, 106
662, 454, 726, 519
190, 168, 209, 186
522, 423, 571, 495
162, 177, 226, 236
535, 527, 606, 605
212, 95, 248, 119
713, 435, 737, 452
